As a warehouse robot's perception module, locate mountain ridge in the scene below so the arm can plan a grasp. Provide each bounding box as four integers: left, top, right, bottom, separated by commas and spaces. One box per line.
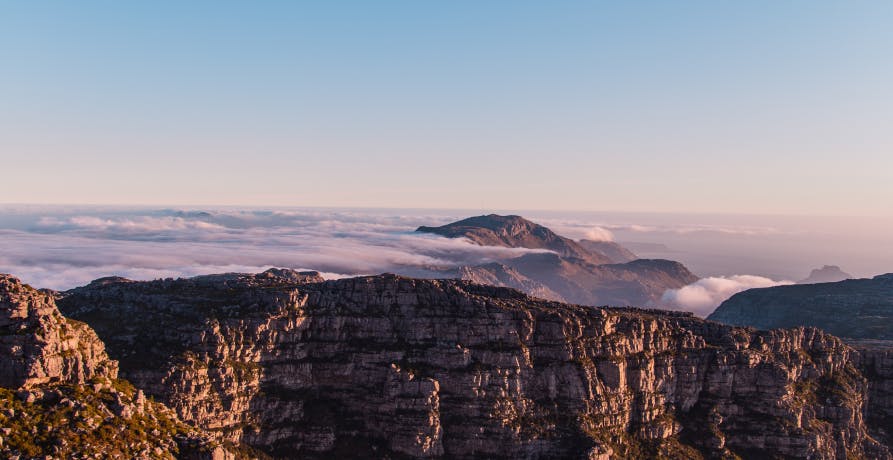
34, 269, 893, 459
708, 273, 893, 341
416, 214, 698, 307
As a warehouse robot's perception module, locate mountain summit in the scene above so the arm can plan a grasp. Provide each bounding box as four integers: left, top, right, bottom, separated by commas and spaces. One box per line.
417, 214, 613, 264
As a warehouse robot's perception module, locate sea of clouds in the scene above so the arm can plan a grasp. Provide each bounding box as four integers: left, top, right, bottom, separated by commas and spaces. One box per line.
0, 207, 552, 290
1, 205, 860, 316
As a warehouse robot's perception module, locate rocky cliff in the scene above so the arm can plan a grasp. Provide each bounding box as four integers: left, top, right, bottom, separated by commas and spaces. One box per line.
0, 274, 231, 459
855, 344, 893, 448
708, 274, 893, 340
55, 270, 892, 459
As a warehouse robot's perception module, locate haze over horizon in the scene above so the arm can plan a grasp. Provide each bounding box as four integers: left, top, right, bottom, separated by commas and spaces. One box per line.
2, 205, 892, 317
3, 2, 893, 215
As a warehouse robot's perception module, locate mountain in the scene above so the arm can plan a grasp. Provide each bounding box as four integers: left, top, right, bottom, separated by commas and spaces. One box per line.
33, 269, 890, 458
708, 274, 893, 340
577, 239, 637, 263
417, 214, 615, 264
799, 265, 853, 284
505, 253, 698, 306
416, 214, 696, 307
0, 274, 230, 459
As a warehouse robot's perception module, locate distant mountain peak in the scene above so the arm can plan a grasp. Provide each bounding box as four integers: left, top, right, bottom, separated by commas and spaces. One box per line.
798, 265, 853, 284
417, 214, 614, 264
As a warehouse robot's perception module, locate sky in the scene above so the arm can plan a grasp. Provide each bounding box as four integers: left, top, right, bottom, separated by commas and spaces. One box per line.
2, 2, 892, 215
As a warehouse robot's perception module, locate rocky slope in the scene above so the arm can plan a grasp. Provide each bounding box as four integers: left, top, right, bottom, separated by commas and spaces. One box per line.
708, 274, 893, 340
417, 215, 697, 307
506, 253, 697, 307
450, 263, 566, 302
577, 240, 637, 264
55, 270, 893, 459
0, 274, 231, 459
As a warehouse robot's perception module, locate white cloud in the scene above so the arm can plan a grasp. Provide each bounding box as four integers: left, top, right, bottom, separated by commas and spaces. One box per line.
583, 227, 614, 242
661, 275, 794, 317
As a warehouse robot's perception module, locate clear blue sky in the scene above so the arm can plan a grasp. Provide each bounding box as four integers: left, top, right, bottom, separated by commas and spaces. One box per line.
2, 2, 891, 215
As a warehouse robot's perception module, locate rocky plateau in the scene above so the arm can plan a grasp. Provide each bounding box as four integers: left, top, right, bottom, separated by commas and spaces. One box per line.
0, 268, 886, 459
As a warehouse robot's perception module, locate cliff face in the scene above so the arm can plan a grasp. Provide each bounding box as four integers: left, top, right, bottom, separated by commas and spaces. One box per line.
0, 274, 230, 459
856, 345, 893, 448
708, 274, 893, 340
0, 274, 117, 389
57, 271, 892, 459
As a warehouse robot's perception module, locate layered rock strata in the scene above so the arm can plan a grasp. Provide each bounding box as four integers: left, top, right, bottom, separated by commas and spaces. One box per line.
56, 271, 893, 459
0, 274, 230, 459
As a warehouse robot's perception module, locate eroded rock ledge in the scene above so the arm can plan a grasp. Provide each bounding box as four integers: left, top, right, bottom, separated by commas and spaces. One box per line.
0, 274, 232, 459
54, 271, 893, 459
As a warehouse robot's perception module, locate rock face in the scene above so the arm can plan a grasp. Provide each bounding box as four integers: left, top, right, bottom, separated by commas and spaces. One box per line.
0, 274, 230, 459
799, 265, 853, 285
0, 274, 117, 389
708, 274, 893, 340
856, 344, 893, 448
57, 271, 893, 459
417, 215, 697, 307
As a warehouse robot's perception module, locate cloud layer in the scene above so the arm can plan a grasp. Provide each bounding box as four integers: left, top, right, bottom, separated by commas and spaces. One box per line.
583, 227, 615, 242
0, 207, 552, 290
661, 275, 794, 317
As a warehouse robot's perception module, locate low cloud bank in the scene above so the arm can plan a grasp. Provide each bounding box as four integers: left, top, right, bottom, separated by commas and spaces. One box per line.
661, 275, 794, 317
0, 208, 552, 290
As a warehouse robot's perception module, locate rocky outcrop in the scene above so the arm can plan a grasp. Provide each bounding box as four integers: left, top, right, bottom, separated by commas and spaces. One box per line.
58, 271, 892, 459
0, 274, 231, 459
0, 274, 117, 389
708, 274, 893, 340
